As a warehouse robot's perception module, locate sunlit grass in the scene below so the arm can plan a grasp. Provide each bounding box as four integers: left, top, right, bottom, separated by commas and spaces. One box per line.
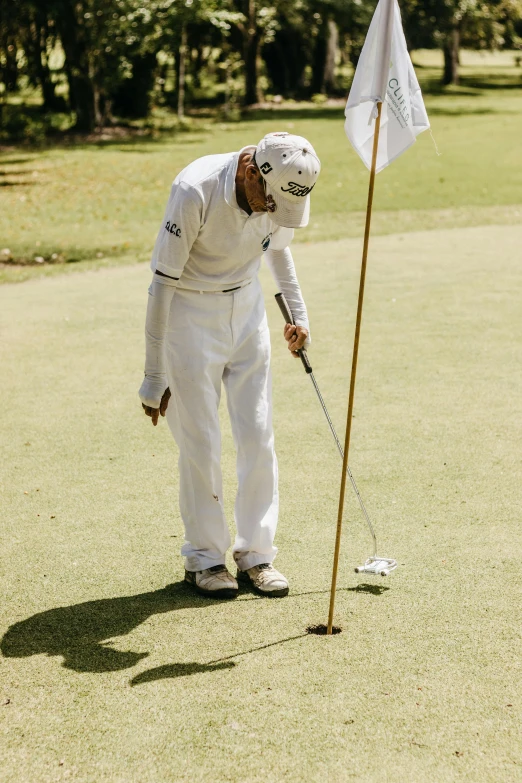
1, 50, 521, 283
1, 222, 521, 780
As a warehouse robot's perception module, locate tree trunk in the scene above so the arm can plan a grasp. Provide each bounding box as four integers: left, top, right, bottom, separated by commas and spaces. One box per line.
223, 55, 231, 115
111, 53, 157, 119
193, 44, 204, 89
93, 79, 103, 127
263, 23, 307, 98
3, 38, 19, 93
310, 21, 327, 95
40, 71, 57, 110
56, 0, 96, 131
69, 71, 96, 130
322, 19, 338, 94
38, 41, 57, 109
177, 23, 187, 118
61, 55, 95, 130
442, 26, 460, 85
36, 12, 60, 110
20, 18, 56, 108
243, 0, 260, 106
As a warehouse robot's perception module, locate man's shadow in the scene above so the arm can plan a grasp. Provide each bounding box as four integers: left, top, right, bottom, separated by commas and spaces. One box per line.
1, 582, 388, 680
1, 582, 232, 675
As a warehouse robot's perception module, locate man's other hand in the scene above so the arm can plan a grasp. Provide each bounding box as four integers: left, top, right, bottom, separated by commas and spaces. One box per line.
142, 388, 171, 426
284, 324, 309, 358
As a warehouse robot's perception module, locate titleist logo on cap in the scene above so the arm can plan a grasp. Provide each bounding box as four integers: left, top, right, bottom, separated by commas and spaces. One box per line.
281, 181, 316, 197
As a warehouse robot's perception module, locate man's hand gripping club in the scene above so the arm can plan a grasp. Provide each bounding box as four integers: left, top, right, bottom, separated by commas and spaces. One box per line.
284, 323, 309, 357
275, 292, 312, 374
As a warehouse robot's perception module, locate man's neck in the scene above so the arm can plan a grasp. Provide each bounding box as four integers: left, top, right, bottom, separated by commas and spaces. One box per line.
235, 151, 253, 214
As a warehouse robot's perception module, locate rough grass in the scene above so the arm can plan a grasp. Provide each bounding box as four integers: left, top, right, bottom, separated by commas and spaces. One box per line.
1, 50, 521, 283
1, 223, 521, 782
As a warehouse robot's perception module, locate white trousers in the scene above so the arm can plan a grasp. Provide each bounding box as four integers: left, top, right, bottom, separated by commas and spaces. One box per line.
165, 277, 278, 572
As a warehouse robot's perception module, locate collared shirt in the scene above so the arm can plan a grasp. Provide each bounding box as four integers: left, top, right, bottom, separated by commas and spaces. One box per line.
150, 146, 294, 292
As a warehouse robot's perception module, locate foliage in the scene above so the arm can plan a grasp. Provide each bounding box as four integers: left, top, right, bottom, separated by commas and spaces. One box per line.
1, 0, 522, 132
0, 105, 49, 144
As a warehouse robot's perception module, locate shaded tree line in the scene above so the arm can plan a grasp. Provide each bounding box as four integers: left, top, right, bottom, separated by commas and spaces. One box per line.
1, 0, 521, 132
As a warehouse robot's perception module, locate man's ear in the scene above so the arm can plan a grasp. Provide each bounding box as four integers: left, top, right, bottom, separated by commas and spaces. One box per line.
245, 163, 260, 182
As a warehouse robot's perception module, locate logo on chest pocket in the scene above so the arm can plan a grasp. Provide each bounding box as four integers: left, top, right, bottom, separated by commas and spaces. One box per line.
261, 233, 272, 252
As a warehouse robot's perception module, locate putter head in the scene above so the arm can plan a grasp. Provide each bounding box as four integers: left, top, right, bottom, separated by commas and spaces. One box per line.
354, 557, 397, 577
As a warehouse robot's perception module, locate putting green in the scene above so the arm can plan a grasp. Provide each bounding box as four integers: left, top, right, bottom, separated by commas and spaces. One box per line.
1, 224, 521, 782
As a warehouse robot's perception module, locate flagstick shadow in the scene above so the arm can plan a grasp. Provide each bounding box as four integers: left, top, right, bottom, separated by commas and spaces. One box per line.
240, 584, 390, 600
129, 661, 237, 683
129, 633, 308, 686
129, 586, 390, 686
296, 584, 390, 596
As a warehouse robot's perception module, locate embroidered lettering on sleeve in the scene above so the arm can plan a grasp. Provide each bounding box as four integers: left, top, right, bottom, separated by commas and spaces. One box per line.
165, 221, 182, 237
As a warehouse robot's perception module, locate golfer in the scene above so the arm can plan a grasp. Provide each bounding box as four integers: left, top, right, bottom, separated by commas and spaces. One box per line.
139, 132, 320, 600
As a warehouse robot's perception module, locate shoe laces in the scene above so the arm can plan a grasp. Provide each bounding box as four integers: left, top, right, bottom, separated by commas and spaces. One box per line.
208, 564, 227, 574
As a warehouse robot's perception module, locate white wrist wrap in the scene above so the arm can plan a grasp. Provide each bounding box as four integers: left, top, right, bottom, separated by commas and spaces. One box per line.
265, 246, 311, 345
139, 374, 169, 408
139, 276, 177, 408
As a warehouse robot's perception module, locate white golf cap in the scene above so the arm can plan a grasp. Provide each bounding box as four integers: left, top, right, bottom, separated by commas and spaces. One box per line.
255, 132, 320, 228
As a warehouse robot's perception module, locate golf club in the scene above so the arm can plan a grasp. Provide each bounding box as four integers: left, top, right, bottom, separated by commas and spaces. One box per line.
275, 292, 397, 577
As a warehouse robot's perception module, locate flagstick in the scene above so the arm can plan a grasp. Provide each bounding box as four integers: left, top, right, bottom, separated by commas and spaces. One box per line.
327, 101, 383, 635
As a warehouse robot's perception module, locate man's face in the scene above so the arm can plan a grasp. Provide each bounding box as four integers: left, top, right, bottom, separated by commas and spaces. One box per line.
244, 159, 269, 213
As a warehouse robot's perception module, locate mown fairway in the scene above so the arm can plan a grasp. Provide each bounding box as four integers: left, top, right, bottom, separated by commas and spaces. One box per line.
1, 48, 522, 783
1, 50, 521, 283
1, 222, 521, 781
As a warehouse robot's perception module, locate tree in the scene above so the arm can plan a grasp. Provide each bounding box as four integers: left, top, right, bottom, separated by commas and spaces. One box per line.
413, 0, 522, 85
206, 4, 245, 112
307, 0, 375, 95
229, 1, 277, 105
0, 0, 21, 99
3, 0, 522, 131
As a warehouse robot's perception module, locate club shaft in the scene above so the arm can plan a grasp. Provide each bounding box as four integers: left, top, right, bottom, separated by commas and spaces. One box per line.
309, 372, 377, 558
273, 291, 377, 558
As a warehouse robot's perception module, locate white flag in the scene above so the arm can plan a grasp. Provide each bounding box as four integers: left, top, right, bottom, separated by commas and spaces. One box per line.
344, 0, 430, 173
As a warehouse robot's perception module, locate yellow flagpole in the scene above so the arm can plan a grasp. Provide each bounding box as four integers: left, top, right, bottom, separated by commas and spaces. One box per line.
327, 101, 383, 635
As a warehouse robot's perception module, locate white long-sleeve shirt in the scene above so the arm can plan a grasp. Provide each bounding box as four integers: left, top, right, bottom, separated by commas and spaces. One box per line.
140, 147, 310, 408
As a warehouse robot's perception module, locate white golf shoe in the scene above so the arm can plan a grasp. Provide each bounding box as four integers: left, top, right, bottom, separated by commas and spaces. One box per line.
237, 563, 289, 597
185, 565, 238, 599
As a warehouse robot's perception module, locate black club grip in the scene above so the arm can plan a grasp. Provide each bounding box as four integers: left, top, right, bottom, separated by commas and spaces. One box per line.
274, 293, 313, 374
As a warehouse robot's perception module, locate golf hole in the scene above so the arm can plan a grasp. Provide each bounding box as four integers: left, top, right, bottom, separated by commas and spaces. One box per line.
306, 624, 342, 635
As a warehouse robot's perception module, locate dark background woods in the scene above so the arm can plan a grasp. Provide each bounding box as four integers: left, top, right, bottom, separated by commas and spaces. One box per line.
1, 0, 521, 136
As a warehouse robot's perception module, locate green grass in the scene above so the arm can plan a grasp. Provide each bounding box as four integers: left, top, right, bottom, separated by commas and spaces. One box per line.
1, 222, 521, 781
1, 50, 522, 284
1, 49, 521, 782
